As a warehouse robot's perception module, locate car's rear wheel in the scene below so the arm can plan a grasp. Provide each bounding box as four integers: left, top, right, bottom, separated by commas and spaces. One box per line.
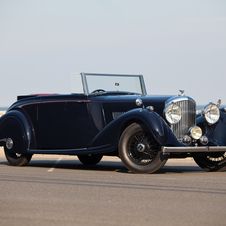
77, 154, 103, 165
118, 123, 168, 174
4, 146, 32, 166
193, 152, 226, 172
2, 118, 32, 166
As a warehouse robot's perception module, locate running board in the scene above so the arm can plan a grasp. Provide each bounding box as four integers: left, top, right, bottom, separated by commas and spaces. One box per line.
162, 146, 226, 153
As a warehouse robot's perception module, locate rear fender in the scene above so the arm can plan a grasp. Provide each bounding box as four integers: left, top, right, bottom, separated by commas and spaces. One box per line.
89, 108, 183, 149
0, 110, 35, 152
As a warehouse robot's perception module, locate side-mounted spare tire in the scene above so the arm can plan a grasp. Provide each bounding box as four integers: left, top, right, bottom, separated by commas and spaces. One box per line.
118, 123, 169, 174
0, 117, 32, 166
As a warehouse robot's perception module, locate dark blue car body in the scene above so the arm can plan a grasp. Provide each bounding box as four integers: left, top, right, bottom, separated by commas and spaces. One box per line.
1, 73, 226, 173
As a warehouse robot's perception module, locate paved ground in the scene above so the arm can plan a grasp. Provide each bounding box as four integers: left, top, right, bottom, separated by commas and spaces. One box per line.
1, 148, 226, 226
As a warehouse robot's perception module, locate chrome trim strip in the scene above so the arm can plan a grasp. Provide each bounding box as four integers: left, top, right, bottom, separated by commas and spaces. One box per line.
0, 138, 7, 142
165, 96, 196, 106
139, 75, 147, 95
81, 72, 89, 95
84, 72, 144, 77
14, 99, 92, 109
162, 146, 226, 153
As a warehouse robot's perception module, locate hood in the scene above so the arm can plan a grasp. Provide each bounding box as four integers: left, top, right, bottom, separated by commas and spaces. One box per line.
92, 94, 173, 117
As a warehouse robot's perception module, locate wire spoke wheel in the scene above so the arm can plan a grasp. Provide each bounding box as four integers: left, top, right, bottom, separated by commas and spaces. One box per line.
193, 152, 226, 172
119, 123, 168, 174
127, 131, 158, 165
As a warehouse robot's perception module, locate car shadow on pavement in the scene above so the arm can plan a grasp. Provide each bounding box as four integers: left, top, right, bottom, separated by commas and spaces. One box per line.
27, 159, 128, 173
0, 157, 205, 174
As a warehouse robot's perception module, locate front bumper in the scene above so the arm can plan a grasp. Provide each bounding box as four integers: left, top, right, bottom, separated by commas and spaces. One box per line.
162, 146, 226, 153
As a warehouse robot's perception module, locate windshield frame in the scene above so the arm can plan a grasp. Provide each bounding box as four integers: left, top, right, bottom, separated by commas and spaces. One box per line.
69, 73, 147, 96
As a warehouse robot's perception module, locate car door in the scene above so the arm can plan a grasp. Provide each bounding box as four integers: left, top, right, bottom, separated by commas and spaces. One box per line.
36, 101, 93, 149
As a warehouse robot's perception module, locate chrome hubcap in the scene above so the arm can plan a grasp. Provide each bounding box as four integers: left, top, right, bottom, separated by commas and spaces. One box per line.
137, 143, 145, 152
6, 138, 13, 150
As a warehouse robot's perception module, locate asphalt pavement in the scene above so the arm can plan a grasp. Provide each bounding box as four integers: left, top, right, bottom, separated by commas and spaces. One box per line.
1, 147, 226, 226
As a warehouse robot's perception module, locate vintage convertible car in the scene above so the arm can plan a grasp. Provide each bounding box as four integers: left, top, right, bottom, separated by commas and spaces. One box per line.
0, 73, 226, 173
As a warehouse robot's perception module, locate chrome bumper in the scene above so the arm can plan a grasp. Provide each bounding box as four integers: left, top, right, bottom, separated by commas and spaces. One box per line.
162, 146, 226, 153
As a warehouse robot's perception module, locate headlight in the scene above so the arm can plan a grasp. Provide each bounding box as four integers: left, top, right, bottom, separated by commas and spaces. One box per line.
164, 103, 182, 124
189, 126, 202, 140
202, 103, 220, 124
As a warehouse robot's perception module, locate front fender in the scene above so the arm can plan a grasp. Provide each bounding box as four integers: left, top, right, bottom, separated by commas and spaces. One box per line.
89, 108, 183, 149
0, 110, 35, 152
197, 110, 226, 146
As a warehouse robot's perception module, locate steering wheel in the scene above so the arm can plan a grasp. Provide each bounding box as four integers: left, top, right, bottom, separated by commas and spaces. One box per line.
91, 89, 106, 93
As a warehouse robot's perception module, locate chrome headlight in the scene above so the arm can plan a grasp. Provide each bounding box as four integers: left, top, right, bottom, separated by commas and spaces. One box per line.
189, 126, 202, 140
202, 103, 220, 124
164, 103, 182, 124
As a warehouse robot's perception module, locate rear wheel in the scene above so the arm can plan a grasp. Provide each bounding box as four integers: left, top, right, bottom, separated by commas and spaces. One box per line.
2, 118, 32, 166
118, 123, 168, 174
78, 154, 103, 165
4, 145, 32, 166
193, 152, 226, 172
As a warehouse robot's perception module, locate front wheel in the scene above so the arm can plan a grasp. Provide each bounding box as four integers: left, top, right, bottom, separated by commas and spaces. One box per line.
118, 123, 168, 174
193, 152, 226, 172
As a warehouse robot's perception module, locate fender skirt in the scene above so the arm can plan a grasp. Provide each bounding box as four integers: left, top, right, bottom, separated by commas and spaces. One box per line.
0, 110, 35, 152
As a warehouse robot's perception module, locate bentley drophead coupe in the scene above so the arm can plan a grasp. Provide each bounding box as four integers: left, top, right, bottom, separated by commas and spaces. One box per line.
0, 73, 226, 173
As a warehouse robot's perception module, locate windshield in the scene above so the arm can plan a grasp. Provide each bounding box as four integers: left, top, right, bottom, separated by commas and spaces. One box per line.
69, 73, 146, 95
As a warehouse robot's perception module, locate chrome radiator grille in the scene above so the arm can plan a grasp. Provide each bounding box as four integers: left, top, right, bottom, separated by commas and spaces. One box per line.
171, 99, 196, 142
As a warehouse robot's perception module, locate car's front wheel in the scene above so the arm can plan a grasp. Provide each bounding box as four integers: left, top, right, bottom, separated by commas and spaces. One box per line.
77, 154, 103, 165
193, 152, 226, 172
118, 123, 168, 174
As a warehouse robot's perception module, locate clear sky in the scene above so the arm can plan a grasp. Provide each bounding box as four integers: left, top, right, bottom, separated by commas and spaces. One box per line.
1, 0, 226, 107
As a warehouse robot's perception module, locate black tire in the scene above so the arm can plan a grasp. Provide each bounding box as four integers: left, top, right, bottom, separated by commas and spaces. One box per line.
78, 154, 103, 165
118, 123, 168, 174
2, 118, 32, 166
4, 148, 32, 166
193, 152, 226, 172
